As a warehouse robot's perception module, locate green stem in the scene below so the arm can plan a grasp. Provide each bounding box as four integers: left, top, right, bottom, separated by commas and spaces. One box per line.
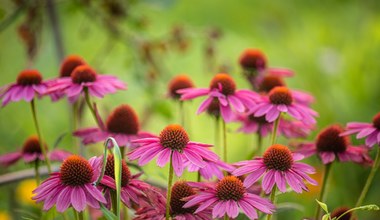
266, 187, 277, 220
214, 117, 220, 156
179, 101, 185, 127
165, 152, 174, 220
34, 160, 40, 185
197, 171, 201, 182
355, 145, 380, 207
78, 211, 84, 220
315, 163, 332, 220
222, 120, 227, 163
123, 205, 129, 220
72, 101, 82, 155
30, 99, 51, 173
224, 214, 229, 220
249, 131, 263, 159
111, 191, 118, 216
270, 115, 281, 145
84, 88, 102, 128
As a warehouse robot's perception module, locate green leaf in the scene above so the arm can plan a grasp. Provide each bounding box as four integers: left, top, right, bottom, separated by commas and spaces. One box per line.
316, 199, 329, 214
322, 214, 330, 220
100, 203, 118, 220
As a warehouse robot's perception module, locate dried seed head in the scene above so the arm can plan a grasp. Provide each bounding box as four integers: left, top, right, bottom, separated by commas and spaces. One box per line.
269, 86, 293, 105
71, 65, 97, 84
159, 124, 189, 152
263, 144, 294, 171
209, 73, 236, 96
60, 155, 94, 186
170, 181, 197, 215
17, 70, 42, 86
60, 55, 86, 77
239, 48, 267, 70
106, 105, 139, 135
168, 75, 194, 99
216, 176, 245, 201
316, 125, 348, 153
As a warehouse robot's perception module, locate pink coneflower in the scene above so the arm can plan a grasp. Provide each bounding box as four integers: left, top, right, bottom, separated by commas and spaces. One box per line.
250, 86, 317, 124
0, 70, 48, 107
74, 104, 153, 147
48, 65, 126, 103
185, 159, 235, 180
128, 124, 219, 176
32, 155, 106, 212
0, 135, 71, 166
236, 113, 312, 138
135, 180, 212, 220
178, 73, 259, 122
98, 155, 153, 208
297, 125, 372, 165
233, 144, 317, 194
184, 176, 275, 219
340, 112, 380, 148
167, 75, 194, 100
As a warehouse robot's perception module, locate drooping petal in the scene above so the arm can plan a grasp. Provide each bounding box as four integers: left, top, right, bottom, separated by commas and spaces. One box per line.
71, 186, 87, 211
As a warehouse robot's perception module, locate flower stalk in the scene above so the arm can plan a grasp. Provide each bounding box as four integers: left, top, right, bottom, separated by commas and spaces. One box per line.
165, 152, 174, 220
315, 163, 332, 220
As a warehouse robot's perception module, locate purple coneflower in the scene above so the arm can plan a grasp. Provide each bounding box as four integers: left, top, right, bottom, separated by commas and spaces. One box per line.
0, 69, 48, 107
167, 74, 194, 100
135, 180, 212, 220
233, 144, 317, 194
74, 104, 153, 148
340, 112, 380, 148
32, 155, 106, 212
98, 155, 153, 208
184, 176, 275, 219
48, 65, 126, 103
250, 86, 317, 124
128, 124, 218, 176
297, 125, 372, 165
0, 135, 70, 166
178, 73, 258, 122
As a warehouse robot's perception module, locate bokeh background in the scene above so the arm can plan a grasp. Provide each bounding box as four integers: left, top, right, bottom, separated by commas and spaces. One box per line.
0, 0, 380, 219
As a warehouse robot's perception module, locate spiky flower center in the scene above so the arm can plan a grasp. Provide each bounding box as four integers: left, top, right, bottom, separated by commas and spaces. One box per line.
239, 48, 267, 70
331, 207, 354, 220
170, 181, 197, 215
316, 125, 348, 153
207, 98, 220, 118
104, 155, 131, 187
16, 70, 42, 86
269, 86, 293, 105
168, 75, 194, 99
159, 124, 189, 152
248, 114, 268, 124
60, 155, 94, 186
372, 113, 380, 130
259, 76, 286, 93
263, 144, 294, 171
106, 105, 139, 135
60, 55, 86, 77
209, 73, 236, 96
71, 65, 97, 84
22, 135, 44, 154
216, 176, 245, 201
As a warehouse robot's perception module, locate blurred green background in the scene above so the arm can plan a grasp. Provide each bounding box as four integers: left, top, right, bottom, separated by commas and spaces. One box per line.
0, 0, 380, 219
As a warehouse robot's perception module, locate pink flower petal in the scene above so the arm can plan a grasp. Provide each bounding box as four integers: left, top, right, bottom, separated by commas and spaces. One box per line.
56, 187, 72, 212
71, 186, 87, 211
156, 148, 171, 167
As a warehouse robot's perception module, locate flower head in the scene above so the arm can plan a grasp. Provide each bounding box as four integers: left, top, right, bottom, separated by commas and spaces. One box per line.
168, 74, 194, 100
250, 86, 318, 124
178, 73, 259, 122
340, 112, 380, 148
184, 176, 275, 219
98, 155, 154, 208
233, 144, 317, 194
47, 65, 126, 102
0, 135, 71, 166
60, 55, 86, 77
297, 125, 373, 165
33, 155, 106, 212
128, 124, 219, 176
74, 104, 152, 147
239, 48, 267, 71
0, 69, 49, 106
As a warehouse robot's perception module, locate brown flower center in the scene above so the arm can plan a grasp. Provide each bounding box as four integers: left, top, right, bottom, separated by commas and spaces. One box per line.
16, 70, 42, 86
207, 98, 221, 118
159, 124, 189, 152
316, 125, 348, 153
216, 176, 245, 201
263, 144, 294, 171
258, 76, 286, 93
209, 73, 236, 96
170, 181, 197, 215
104, 155, 131, 187
168, 75, 194, 99
106, 105, 139, 135
239, 48, 267, 70
60, 55, 86, 77
269, 86, 293, 105
248, 114, 268, 124
71, 65, 97, 84
60, 155, 94, 186
372, 113, 380, 130
21, 135, 45, 155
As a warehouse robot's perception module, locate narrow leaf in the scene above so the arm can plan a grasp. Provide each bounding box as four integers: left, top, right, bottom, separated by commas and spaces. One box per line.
100, 203, 118, 220
316, 199, 329, 214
